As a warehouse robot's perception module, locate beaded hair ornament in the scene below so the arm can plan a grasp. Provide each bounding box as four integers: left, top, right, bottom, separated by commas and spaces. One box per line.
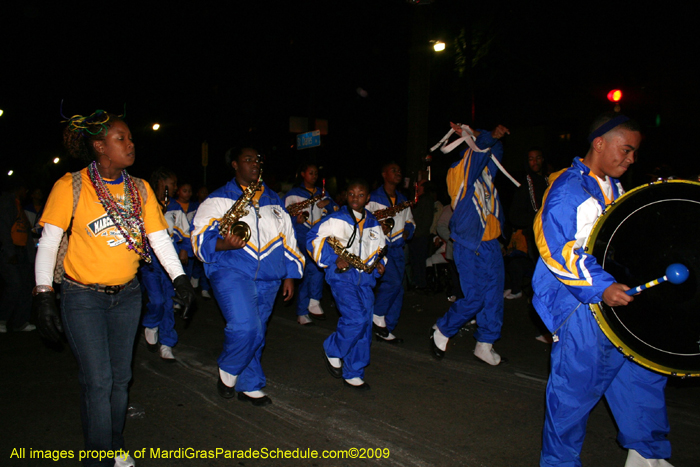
62, 106, 152, 263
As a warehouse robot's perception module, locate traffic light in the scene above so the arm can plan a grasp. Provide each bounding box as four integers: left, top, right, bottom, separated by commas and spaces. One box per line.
607, 89, 623, 102
607, 89, 622, 112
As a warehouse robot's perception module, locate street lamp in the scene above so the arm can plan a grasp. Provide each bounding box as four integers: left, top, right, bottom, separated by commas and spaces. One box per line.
152, 123, 160, 131
433, 41, 445, 52
53, 157, 60, 164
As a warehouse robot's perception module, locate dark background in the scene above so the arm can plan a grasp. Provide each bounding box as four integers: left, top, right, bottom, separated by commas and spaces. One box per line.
1, 1, 698, 197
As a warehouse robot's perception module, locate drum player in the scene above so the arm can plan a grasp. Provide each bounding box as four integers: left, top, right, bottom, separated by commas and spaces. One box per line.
532, 112, 674, 467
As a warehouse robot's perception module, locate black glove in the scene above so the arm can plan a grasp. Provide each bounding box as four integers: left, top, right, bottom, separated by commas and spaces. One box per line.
173, 274, 196, 320
32, 292, 63, 343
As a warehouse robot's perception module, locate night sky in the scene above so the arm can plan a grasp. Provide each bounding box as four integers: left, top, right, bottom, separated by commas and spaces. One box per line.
2, 1, 698, 196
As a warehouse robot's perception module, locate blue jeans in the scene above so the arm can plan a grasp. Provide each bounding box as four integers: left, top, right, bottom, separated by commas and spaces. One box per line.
61, 278, 141, 467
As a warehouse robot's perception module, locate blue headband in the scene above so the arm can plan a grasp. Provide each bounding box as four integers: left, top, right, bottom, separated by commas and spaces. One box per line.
587, 115, 630, 143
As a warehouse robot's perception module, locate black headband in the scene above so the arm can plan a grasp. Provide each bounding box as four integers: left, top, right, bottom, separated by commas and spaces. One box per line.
587, 115, 630, 143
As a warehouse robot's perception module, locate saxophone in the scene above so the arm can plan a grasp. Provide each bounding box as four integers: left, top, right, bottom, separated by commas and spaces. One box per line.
287, 192, 323, 219
218, 170, 263, 242
326, 237, 388, 274
373, 200, 414, 231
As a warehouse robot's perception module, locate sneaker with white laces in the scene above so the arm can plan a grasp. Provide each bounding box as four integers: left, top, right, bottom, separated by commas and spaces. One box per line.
201, 289, 211, 299
159, 345, 176, 361
474, 342, 502, 366
447, 295, 457, 302
505, 291, 523, 299
114, 453, 136, 467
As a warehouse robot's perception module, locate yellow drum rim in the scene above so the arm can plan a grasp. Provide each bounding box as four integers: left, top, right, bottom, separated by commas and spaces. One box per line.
586, 179, 700, 378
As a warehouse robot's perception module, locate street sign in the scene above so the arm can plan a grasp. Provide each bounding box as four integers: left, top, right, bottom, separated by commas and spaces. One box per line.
297, 130, 320, 150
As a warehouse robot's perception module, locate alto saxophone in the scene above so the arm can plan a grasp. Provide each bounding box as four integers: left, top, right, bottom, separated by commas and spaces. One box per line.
373, 200, 414, 231
326, 237, 388, 274
287, 192, 323, 220
218, 170, 263, 242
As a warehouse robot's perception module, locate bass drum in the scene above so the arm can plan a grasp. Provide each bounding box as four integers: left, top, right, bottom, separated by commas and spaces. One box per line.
587, 180, 700, 377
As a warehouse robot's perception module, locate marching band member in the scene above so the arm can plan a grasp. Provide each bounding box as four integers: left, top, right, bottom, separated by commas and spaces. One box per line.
191, 147, 304, 406
140, 167, 191, 361
532, 113, 673, 467
308, 179, 386, 390
367, 162, 414, 344
429, 123, 509, 366
284, 163, 338, 325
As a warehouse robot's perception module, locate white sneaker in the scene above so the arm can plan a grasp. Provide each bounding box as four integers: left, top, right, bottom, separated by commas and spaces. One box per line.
308, 301, 325, 317
0, 321, 7, 333
201, 289, 211, 299
505, 291, 523, 300
503, 289, 512, 298
447, 295, 457, 302
114, 454, 135, 467
18, 323, 36, 332
144, 327, 159, 345
474, 342, 502, 366
297, 314, 313, 325
190, 277, 199, 288
625, 449, 674, 467
159, 345, 175, 361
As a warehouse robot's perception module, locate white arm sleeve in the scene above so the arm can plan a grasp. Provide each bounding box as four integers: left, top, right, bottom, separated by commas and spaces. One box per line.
35, 223, 64, 286
148, 229, 186, 281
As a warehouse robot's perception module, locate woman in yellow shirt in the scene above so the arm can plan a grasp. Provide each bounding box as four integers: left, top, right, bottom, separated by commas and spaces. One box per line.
32, 110, 195, 467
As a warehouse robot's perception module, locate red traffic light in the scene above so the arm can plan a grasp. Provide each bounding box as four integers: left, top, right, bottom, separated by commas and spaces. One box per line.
607, 89, 623, 102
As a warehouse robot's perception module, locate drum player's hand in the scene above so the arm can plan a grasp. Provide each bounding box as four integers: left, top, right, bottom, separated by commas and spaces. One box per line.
602, 283, 634, 307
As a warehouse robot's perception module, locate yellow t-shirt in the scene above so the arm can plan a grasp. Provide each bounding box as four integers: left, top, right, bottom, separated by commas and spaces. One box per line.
41, 168, 168, 285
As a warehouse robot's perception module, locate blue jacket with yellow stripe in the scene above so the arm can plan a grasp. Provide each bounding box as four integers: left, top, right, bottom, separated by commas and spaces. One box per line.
367, 187, 415, 248
190, 179, 304, 281
307, 206, 387, 287
446, 131, 504, 250
284, 185, 339, 243
532, 157, 624, 333
165, 198, 193, 257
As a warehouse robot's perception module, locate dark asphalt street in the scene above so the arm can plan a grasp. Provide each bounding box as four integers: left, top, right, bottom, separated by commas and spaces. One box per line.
2, 287, 699, 466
